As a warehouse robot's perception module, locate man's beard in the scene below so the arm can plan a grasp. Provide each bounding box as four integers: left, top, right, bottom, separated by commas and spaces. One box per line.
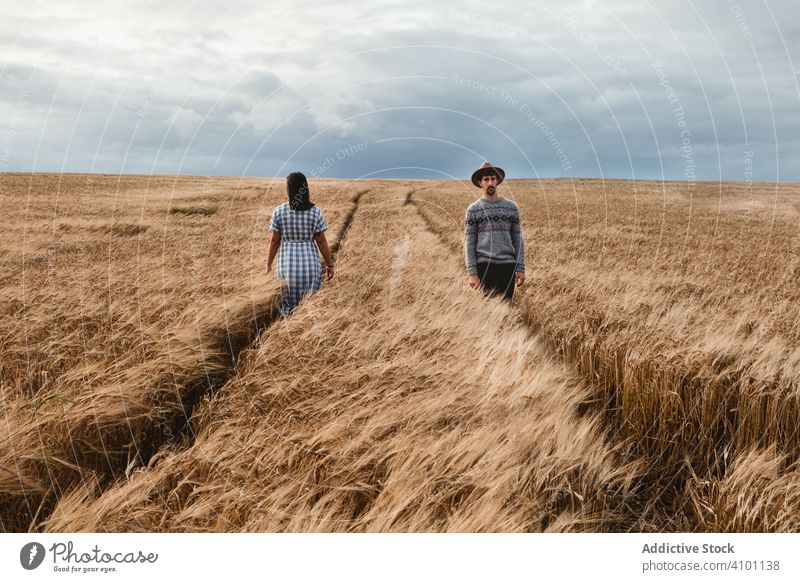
487, 186, 496, 195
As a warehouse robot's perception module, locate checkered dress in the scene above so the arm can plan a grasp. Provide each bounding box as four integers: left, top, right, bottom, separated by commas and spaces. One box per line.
270, 203, 328, 316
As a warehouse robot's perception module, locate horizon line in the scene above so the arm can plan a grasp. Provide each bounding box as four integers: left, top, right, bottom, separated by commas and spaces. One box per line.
1, 171, 798, 187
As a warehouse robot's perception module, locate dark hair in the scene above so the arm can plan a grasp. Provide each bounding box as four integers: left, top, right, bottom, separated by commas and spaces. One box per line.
286, 172, 315, 211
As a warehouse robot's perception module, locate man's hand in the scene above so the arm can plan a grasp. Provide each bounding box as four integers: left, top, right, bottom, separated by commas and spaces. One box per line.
468, 274, 481, 290
515, 272, 525, 287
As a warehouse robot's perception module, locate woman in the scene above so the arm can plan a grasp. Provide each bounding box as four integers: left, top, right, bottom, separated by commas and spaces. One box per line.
267, 172, 335, 316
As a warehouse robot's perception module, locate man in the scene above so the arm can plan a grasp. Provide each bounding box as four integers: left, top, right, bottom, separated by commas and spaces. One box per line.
464, 161, 525, 301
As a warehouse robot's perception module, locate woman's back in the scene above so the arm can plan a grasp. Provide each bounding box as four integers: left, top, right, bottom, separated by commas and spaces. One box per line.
267, 172, 333, 317
272, 203, 325, 243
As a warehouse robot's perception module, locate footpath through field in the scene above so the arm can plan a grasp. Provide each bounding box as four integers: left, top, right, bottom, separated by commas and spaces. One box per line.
43, 187, 644, 532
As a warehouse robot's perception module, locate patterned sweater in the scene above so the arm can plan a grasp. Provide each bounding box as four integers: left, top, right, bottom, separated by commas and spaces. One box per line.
464, 197, 525, 275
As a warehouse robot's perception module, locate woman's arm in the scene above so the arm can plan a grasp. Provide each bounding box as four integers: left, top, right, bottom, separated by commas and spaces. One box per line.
314, 231, 335, 281
267, 231, 281, 273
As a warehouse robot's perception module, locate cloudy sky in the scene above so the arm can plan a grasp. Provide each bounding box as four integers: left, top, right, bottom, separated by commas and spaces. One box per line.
1, 0, 799, 181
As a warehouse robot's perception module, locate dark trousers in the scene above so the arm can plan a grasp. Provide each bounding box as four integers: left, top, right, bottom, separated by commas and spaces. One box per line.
476, 261, 516, 301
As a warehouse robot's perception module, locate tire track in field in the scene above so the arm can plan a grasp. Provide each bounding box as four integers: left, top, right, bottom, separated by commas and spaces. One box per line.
407, 191, 732, 529
42, 188, 644, 532
17, 189, 369, 533
407, 189, 800, 529
406, 190, 657, 530
163, 188, 371, 451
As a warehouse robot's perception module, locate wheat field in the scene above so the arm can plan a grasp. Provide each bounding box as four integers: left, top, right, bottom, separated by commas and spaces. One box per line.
1, 173, 798, 532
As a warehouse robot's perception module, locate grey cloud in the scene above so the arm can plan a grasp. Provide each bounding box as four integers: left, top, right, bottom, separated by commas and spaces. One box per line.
1, 0, 799, 181
235, 70, 282, 98
200, 29, 230, 42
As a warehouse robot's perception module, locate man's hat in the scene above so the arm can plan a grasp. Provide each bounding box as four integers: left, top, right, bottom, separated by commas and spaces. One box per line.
471, 161, 505, 188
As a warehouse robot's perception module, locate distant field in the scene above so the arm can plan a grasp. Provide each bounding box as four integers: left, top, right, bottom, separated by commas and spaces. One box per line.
1, 173, 798, 532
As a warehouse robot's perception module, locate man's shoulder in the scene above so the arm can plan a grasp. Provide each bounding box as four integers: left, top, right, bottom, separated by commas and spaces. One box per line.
466, 198, 485, 212
467, 198, 519, 210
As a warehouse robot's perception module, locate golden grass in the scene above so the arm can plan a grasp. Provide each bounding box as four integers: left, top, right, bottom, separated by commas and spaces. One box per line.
2, 173, 799, 532
41, 186, 644, 532
0, 173, 354, 531
168, 205, 219, 217
412, 177, 800, 530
